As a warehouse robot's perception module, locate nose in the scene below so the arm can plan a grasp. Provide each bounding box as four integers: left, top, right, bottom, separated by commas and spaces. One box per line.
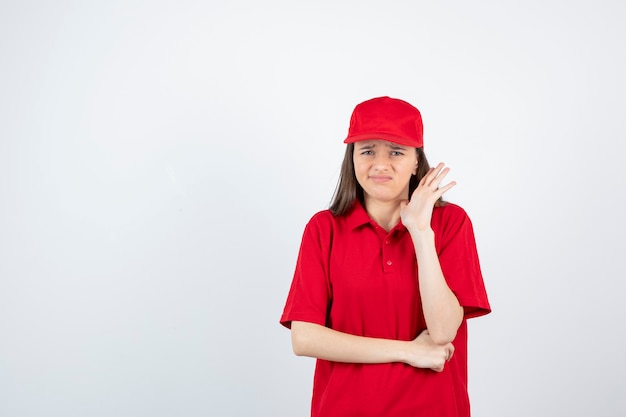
372, 153, 391, 171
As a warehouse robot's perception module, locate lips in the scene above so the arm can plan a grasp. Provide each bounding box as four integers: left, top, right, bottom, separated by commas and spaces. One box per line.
369, 175, 392, 183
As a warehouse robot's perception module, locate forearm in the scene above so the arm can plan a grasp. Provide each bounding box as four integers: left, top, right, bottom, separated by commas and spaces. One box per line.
291, 321, 407, 364
410, 229, 463, 345
290, 321, 454, 371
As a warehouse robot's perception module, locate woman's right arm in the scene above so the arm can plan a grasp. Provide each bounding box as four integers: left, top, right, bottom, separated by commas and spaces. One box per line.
291, 321, 454, 372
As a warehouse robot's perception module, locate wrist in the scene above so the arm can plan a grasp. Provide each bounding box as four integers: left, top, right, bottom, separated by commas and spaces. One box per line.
396, 340, 412, 365
408, 228, 436, 257
407, 227, 435, 241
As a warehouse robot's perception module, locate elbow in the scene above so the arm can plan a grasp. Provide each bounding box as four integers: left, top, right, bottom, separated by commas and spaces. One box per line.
428, 328, 458, 345
292, 344, 307, 357
428, 306, 464, 345
290, 322, 313, 357
291, 333, 306, 356
430, 333, 456, 346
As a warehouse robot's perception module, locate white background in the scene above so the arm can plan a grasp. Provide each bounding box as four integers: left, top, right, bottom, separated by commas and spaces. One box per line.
1, 1, 625, 416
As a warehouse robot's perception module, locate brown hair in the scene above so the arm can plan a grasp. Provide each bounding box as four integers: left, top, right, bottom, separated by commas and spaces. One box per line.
329, 144, 443, 216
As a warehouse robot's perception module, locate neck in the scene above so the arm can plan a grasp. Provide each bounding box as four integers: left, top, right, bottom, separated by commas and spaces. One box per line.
363, 197, 402, 232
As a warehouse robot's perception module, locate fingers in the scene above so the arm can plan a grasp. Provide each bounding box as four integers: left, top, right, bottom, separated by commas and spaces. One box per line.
431, 344, 454, 372
425, 163, 449, 187
445, 344, 455, 362
410, 331, 455, 372
437, 181, 457, 195
419, 163, 456, 192
418, 165, 440, 187
431, 364, 445, 372
419, 162, 450, 189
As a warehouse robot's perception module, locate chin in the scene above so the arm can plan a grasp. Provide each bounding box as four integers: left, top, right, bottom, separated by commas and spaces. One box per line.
366, 193, 404, 204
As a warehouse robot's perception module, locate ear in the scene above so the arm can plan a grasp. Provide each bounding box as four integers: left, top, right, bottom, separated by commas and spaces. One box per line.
412, 160, 418, 175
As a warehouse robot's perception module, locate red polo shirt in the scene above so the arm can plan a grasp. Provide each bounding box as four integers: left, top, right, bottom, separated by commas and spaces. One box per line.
281, 201, 491, 417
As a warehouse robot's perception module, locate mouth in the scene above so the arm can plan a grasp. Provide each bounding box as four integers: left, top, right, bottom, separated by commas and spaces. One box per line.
369, 175, 392, 183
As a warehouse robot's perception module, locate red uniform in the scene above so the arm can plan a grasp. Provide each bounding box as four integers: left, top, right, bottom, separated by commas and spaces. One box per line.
281, 200, 491, 417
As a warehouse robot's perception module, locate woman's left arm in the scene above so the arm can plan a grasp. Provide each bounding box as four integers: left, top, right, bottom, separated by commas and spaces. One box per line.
401, 163, 463, 345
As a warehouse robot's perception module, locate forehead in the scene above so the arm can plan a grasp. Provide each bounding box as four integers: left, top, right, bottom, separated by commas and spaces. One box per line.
355, 139, 410, 149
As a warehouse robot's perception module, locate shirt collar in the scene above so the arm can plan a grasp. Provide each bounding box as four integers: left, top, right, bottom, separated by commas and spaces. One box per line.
346, 200, 371, 229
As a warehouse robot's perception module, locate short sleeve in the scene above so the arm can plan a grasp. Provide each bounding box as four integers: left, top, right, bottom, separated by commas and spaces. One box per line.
280, 212, 334, 329
434, 204, 491, 319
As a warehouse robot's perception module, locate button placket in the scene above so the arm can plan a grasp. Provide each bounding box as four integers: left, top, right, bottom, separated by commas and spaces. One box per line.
382, 234, 395, 273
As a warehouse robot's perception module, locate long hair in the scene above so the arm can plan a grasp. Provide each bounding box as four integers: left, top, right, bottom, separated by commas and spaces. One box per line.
329, 144, 442, 216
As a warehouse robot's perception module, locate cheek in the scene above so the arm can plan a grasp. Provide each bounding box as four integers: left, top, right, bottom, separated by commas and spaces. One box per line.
353, 160, 368, 177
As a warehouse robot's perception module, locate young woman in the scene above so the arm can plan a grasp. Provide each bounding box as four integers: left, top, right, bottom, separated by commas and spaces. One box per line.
280, 96, 491, 417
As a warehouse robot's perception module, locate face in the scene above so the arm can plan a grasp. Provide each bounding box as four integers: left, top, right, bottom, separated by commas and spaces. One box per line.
353, 139, 418, 205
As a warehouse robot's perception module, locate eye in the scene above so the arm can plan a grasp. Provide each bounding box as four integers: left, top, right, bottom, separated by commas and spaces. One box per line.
360, 150, 374, 155
390, 150, 404, 156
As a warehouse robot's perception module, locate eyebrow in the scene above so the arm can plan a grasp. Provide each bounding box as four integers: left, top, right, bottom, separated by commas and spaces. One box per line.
388, 144, 408, 150
357, 143, 408, 150
357, 144, 376, 150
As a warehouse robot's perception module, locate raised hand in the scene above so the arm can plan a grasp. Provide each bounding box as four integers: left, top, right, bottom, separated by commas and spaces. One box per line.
400, 163, 456, 232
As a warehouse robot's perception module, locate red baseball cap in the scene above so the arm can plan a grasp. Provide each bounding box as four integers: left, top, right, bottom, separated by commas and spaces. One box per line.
344, 96, 424, 148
